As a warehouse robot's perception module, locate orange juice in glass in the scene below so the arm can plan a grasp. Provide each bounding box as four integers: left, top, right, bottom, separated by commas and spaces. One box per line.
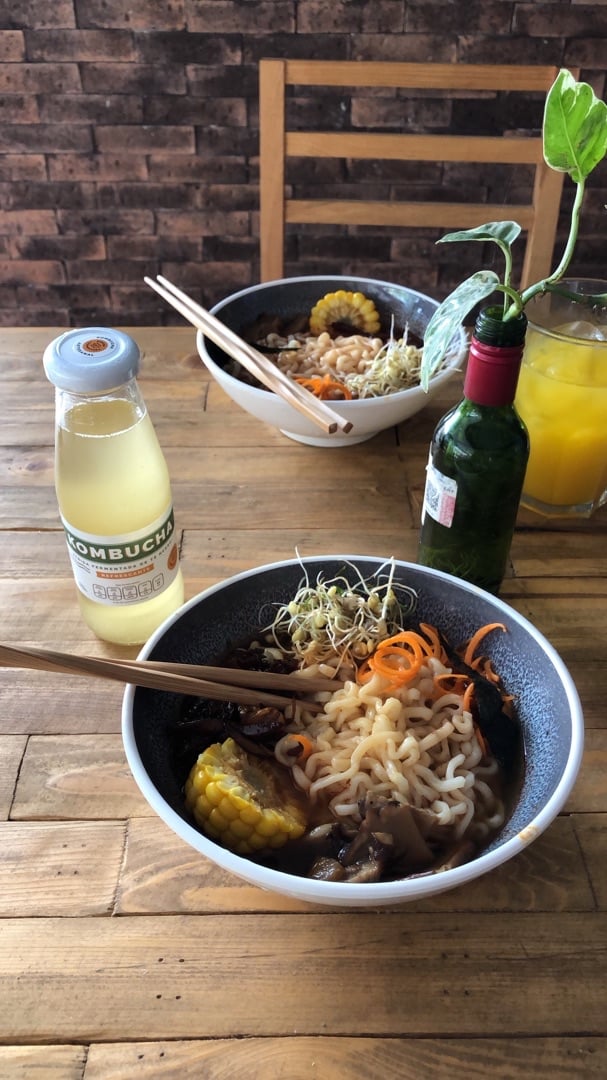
515, 279, 607, 517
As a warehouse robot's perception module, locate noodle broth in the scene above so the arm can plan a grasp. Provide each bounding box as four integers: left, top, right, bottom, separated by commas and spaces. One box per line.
170, 606, 525, 885
125, 556, 582, 904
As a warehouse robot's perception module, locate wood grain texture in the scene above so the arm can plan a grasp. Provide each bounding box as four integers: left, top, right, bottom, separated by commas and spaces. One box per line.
0, 821, 125, 916
82, 1036, 607, 1080
12, 734, 149, 819
0, 914, 605, 1041
0, 1046, 87, 1080
0, 736, 26, 819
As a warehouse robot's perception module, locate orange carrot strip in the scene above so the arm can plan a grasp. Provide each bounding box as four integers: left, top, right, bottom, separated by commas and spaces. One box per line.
419, 622, 445, 659
463, 622, 507, 667
462, 681, 475, 713
433, 673, 470, 693
373, 630, 424, 650
294, 374, 353, 400
289, 733, 315, 760
372, 630, 431, 662
476, 657, 501, 683
371, 659, 422, 685
368, 632, 426, 684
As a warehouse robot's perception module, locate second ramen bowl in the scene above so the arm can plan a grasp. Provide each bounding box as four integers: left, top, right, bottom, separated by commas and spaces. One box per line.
196, 275, 467, 446
122, 557, 584, 908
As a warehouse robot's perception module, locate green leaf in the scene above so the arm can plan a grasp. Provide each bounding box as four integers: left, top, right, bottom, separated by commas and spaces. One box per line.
420, 271, 500, 391
437, 221, 522, 247
543, 69, 607, 183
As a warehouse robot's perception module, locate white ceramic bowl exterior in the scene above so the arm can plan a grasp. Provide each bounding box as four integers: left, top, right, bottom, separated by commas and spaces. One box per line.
196, 276, 467, 446
122, 557, 584, 908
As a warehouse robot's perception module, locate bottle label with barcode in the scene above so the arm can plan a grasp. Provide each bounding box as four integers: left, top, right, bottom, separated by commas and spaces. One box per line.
421, 455, 457, 528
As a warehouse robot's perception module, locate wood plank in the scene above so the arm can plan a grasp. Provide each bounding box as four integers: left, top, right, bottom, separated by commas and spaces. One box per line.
0, 736, 26, 819
4, 527, 606, 597
0, 579, 104, 644
567, 730, 607, 813
0, 821, 125, 916
0, 378, 208, 449
288, 198, 536, 227
0, 529, 414, 580
0, 1046, 86, 1080
286, 132, 541, 165
283, 59, 560, 92
497, 595, 607, 662
12, 734, 149, 820
0, 670, 125, 735
574, 813, 607, 910
83, 1035, 607, 1080
0, 530, 74, 578
0, 442, 413, 531
116, 814, 593, 916
0, 326, 198, 379
0, 913, 605, 1040
510, 530, 607, 579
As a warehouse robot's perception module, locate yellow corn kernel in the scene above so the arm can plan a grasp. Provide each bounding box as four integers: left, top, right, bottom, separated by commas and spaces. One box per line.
184, 737, 307, 856
309, 290, 381, 336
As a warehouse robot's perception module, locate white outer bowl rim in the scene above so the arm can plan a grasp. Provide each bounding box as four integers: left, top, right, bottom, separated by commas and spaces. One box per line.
122, 556, 585, 907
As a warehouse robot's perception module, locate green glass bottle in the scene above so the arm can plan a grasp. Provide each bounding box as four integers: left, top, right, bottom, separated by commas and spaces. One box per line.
417, 306, 529, 594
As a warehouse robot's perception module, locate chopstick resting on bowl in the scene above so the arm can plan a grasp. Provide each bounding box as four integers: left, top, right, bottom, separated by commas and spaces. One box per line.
0, 643, 342, 711
144, 274, 353, 436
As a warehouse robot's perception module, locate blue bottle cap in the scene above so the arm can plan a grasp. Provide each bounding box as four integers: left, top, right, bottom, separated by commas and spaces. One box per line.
43, 327, 140, 392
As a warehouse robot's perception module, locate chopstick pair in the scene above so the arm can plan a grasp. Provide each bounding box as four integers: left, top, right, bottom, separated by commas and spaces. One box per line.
144, 273, 353, 436
0, 643, 342, 711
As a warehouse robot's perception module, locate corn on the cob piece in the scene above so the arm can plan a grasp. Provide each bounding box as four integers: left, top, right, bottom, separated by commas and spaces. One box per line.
184, 737, 307, 855
309, 290, 381, 335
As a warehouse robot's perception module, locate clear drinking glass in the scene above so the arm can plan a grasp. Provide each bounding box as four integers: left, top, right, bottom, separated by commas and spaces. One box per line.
514, 278, 607, 517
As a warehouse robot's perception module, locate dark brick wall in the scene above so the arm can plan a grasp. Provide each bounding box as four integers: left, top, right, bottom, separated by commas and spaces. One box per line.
0, 1, 606, 326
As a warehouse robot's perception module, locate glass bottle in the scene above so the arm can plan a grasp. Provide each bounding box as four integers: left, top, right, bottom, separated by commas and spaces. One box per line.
43, 327, 185, 645
417, 306, 529, 594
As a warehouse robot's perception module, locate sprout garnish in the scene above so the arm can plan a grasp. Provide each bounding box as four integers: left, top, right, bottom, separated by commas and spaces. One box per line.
264, 559, 418, 666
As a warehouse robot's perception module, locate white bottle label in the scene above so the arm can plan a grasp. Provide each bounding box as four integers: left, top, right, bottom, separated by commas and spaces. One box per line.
61, 506, 180, 607
421, 455, 458, 528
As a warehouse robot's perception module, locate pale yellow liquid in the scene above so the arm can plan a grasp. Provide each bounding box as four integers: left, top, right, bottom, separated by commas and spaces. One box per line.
515, 327, 607, 511
57, 397, 184, 644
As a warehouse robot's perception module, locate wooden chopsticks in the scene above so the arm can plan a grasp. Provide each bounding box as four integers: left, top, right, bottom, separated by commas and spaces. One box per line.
144, 273, 353, 436
0, 643, 342, 710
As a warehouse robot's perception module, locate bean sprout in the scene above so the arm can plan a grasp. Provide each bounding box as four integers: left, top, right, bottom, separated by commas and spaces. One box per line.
264, 559, 418, 667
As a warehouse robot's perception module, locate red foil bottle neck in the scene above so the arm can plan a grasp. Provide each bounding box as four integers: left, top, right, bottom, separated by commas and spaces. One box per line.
463, 336, 524, 406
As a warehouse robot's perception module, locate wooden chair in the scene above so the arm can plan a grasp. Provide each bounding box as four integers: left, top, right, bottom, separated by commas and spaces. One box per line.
259, 60, 575, 288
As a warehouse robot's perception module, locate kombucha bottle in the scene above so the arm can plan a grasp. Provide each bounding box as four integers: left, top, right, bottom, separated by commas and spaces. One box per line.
43, 327, 184, 644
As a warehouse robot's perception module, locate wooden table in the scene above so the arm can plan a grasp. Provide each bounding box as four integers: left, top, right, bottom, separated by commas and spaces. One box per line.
1, 327, 606, 1079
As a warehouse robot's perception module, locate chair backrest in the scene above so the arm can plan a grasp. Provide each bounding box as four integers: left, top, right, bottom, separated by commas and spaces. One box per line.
259, 60, 574, 289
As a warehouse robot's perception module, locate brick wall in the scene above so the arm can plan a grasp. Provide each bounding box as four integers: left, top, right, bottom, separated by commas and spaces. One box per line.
0, 1, 606, 327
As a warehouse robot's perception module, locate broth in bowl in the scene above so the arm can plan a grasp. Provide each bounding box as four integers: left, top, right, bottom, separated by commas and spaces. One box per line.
122, 557, 583, 907
172, 561, 524, 884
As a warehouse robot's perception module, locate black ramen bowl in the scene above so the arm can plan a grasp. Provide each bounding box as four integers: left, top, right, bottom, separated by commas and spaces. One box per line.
122, 557, 584, 907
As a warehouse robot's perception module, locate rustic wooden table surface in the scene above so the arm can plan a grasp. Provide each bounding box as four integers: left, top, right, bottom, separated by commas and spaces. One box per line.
1, 326, 606, 1079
